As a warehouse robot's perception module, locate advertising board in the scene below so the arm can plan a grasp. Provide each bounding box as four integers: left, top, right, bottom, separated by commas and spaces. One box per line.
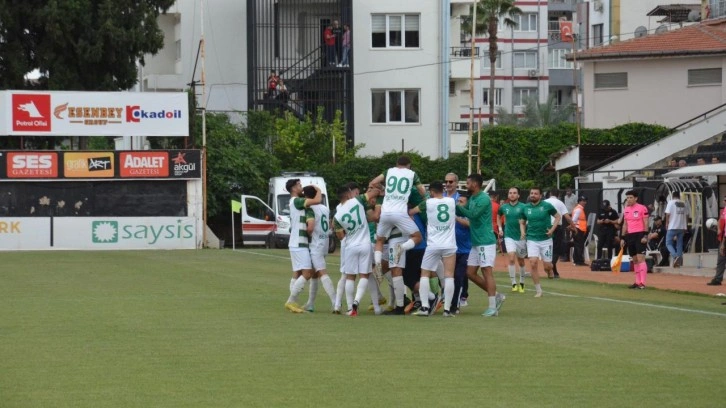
53, 217, 197, 249
1, 91, 188, 137
0, 218, 51, 250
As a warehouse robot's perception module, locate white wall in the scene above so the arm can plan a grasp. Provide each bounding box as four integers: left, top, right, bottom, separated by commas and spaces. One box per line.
141, 0, 247, 114
352, 0, 442, 158
583, 56, 726, 128
618, 0, 698, 42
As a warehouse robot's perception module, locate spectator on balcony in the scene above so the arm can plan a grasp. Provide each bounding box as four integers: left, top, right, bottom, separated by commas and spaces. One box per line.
332, 20, 343, 65
668, 158, 678, 167
340, 24, 351, 67
697, 157, 706, 165
324, 25, 336, 66
712, 156, 720, 164
276, 78, 289, 102
266, 70, 279, 99
678, 159, 688, 167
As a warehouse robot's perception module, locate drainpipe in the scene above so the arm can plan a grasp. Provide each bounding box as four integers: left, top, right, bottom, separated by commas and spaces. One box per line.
442, 0, 450, 158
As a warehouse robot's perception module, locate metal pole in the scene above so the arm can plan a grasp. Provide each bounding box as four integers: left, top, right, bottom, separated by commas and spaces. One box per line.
467, 3, 477, 175
201, 0, 208, 247
477, 107, 482, 173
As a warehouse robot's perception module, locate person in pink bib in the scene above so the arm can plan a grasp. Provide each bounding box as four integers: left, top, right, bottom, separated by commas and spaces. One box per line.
620, 190, 649, 289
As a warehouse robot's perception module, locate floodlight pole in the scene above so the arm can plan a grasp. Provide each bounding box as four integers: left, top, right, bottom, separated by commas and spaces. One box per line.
467, 3, 477, 176
201, 0, 208, 247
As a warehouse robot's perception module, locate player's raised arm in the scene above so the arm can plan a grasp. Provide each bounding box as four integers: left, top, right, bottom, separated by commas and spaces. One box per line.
304, 185, 322, 207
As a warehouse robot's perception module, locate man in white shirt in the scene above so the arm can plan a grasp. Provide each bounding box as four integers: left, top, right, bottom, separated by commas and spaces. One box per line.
665, 191, 688, 268
564, 188, 577, 214
545, 189, 574, 278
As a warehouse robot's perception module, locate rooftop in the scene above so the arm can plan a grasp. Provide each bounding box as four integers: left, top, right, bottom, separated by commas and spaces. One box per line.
569, 17, 726, 61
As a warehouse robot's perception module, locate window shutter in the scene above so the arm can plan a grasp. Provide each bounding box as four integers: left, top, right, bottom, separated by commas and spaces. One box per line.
389, 16, 402, 31
688, 68, 722, 85
594, 72, 627, 89
372, 15, 385, 33
405, 15, 419, 31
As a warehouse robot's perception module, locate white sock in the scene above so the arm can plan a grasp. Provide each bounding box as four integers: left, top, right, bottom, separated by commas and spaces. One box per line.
385, 272, 394, 307
401, 239, 415, 251
290, 277, 296, 293
444, 277, 454, 311
488, 296, 496, 310
519, 266, 526, 283
374, 250, 382, 264
345, 279, 355, 311
320, 274, 336, 307
335, 274, 346, 310
535, 283, 542, 293
305, 278, 319, 307
419, 277, 431, 309
393, 276, 405, 307
369, 279, 381, 314
508, 264, 516, 285
287, 276, 307, 304
355, 278, 369, 305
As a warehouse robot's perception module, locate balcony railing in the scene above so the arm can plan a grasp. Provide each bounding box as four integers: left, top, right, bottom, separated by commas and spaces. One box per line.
549, 0, 576, 5
451, 46, 480, 57
449, 121, 479, 132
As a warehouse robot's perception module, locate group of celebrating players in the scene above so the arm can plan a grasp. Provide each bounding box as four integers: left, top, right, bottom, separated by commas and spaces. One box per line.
283, 156, 565, 317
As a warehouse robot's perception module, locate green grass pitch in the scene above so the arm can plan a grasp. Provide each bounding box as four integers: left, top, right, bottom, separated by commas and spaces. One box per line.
1, 249, 724, 407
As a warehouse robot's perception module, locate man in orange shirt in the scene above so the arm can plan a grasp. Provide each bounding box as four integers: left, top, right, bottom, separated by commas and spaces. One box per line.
490, 191, 502, 252
571, 196, 588, 266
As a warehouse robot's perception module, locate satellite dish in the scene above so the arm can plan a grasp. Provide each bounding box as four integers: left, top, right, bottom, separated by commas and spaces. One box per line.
687, 10, 701, 22
655, 25, 668, 34
634, 26, 647, 38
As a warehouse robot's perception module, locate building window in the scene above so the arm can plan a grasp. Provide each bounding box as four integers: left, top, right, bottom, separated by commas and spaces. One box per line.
594, 72, 628, 89
449, 81, 456, 96
483, 52, 503, 69
175, 40, 181, 61
513, 52, 537, 69
372, 89, 420, 123
513, 88, 537, 106
515, 14, 538, 32
548, 49, 573, 69
372, 14, 420, 48
483, 88, 503, 106
592, 24, 603, 46
688, 68, 722, 86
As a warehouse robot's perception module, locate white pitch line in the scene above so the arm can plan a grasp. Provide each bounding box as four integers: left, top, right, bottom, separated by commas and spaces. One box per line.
236, 250, 726, 318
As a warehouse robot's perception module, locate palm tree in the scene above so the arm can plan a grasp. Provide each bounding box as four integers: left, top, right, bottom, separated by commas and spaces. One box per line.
521, 94, 575, 128
462, 0, 522, 125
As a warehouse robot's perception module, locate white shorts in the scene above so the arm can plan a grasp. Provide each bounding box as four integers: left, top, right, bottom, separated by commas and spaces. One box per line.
386, 237, 408, 268
290, 248, 312, 271
504, 238, 528, 258
310, 249, 327, 272
421, 247, 456, 271
527, 239, 553, 263
467, 245, 496, 268
343, 243, 372, 275
376, 212, 419, 238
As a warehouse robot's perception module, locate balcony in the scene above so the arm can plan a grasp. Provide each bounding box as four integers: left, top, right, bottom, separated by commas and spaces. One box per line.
450, 46, 481, 79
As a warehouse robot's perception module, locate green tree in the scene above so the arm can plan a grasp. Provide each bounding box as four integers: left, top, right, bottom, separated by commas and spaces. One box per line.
0, 0, 175, 149
462, 0, 522, 125
495, 95, 575, 128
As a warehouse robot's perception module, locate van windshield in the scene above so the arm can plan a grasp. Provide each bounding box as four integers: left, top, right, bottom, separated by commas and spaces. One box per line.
278, 194, 328, 216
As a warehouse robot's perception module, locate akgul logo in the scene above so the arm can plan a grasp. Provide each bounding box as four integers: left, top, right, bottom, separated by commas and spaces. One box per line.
171, 152, 197, 176
12, 94, 51, 132
125, 105, 183, 123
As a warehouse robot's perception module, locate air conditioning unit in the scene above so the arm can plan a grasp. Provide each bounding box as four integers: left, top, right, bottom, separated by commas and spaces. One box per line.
528, 70, 538, 78
594, 0, 603, 12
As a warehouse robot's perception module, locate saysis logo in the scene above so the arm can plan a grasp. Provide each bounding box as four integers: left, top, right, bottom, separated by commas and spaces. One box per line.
92, 220, 194, 245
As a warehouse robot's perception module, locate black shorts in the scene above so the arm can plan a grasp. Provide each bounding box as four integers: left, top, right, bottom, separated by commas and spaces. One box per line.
624, 232, 647, 256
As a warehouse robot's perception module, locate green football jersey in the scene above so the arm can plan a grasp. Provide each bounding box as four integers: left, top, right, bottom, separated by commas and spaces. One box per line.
455, 191, 496, 246
498, 201, 526, 240
521, 200, 558, 242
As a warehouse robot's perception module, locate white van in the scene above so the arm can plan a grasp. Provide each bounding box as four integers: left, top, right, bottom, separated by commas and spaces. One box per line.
268, 172, 333, 251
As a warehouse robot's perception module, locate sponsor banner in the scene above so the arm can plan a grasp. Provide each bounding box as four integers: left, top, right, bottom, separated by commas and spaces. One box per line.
120, 151, 169, 178
64, 152, 115, 178
1, 91, 188, 136
53, 217, 197, 249
5, 151, 59, 178
0, 218, 51, 250
169, 150, 201, 178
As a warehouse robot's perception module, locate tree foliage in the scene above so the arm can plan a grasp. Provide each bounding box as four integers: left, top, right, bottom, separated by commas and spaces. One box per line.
496, 95, 576, 128
0, 0, 174, 90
